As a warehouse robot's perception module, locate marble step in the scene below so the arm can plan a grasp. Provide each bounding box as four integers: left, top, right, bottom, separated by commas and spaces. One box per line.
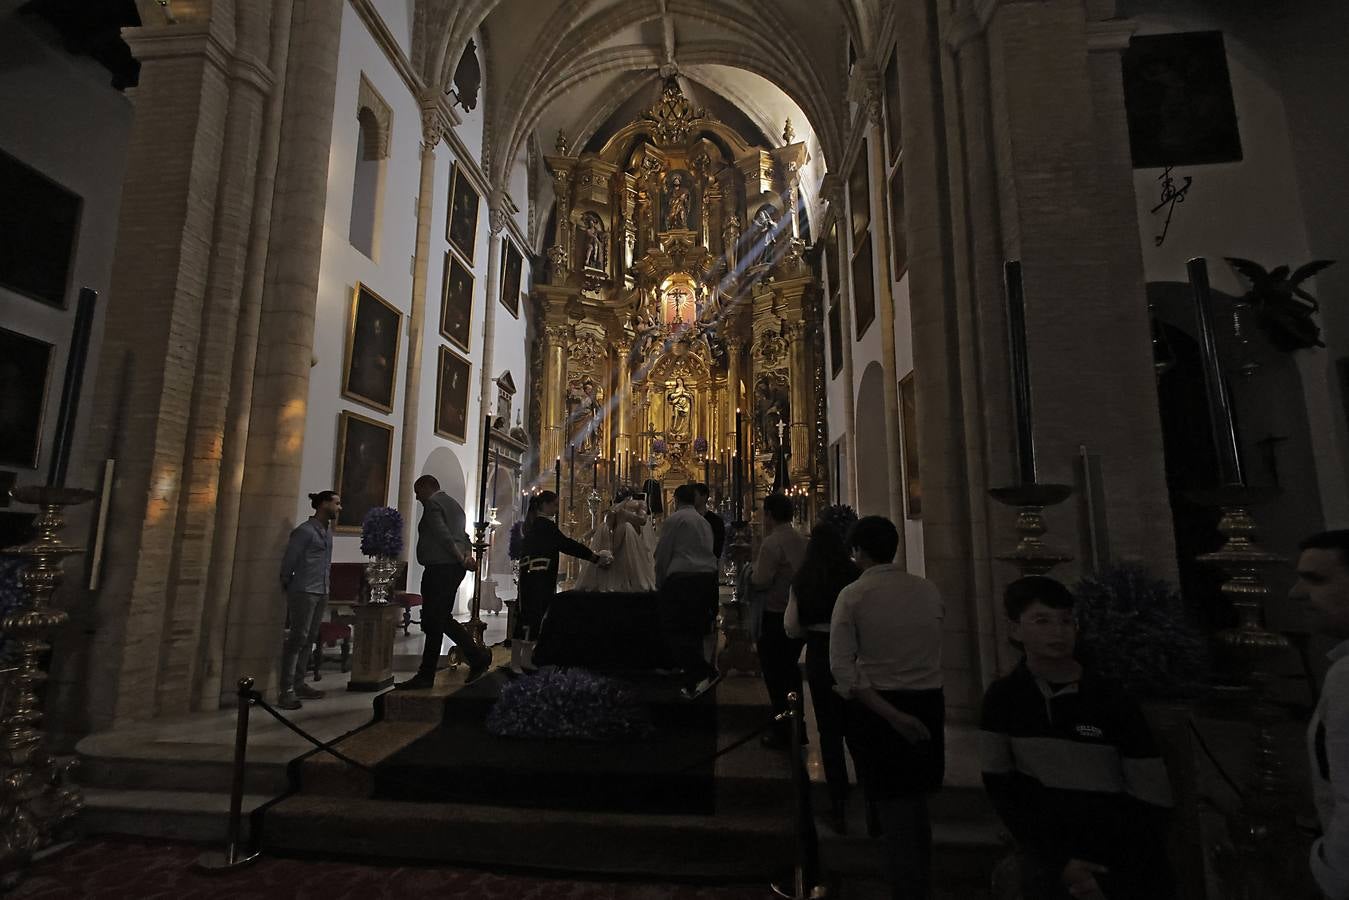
79, 787, 275, 844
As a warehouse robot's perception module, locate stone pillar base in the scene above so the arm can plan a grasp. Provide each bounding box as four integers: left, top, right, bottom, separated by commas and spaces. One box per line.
347, 605, 399, 691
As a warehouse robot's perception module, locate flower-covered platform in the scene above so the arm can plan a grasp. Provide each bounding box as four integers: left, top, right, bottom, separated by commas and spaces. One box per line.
255, 648, 798, 879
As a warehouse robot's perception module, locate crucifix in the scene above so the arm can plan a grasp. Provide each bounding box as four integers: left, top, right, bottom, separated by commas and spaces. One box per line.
775, 416, 788, 490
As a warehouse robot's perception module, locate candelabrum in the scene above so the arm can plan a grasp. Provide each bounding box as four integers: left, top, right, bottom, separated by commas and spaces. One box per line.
986, 482, 1073, 576
465, 521, 490, 648
1, 486, 90, 885
1191, 486, 1293, 882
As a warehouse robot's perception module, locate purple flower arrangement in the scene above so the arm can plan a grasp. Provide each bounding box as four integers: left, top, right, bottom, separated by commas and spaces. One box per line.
486, 668, 654, 741
692, 436, 708, 454
508, 520, 527, 560
360, 506, 404, 558
650, 439, 667, 456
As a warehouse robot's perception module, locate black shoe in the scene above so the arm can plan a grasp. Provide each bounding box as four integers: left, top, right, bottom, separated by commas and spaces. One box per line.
394, 672, 436, 691
465, 657, 492, 685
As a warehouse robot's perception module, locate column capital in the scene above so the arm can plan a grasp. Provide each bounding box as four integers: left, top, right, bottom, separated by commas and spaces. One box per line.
419, 92, 453, 151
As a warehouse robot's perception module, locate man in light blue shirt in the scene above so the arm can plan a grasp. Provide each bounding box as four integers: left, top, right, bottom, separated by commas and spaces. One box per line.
1294, 530, 1349, 900
277, 490, 339, 709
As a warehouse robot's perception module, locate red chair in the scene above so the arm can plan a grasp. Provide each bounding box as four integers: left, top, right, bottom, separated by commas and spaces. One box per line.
310, 621, 352, 680
395, 591, 422, 635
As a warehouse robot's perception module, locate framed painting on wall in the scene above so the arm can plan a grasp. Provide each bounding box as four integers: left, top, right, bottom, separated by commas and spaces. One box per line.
499, 238, 522, 318
900, 372, 921, 518
0, 149, 81, 308
889, 167, 907, 278
446, 163, 481, 265
1122, 31, 1242, 168
0, 327, 55, 468
884, 50, 902, 164
342, 282, 402, 414
828, 300, 844, 379
848, 140, 870, 243
852, 232, 875, 338
435, 345, 472, 442
334, 410, 394, 532
439, 251, 474, 351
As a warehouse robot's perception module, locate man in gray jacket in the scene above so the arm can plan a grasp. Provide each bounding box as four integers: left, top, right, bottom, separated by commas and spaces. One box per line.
278, 490, 340, 709
395, 475, 493, 690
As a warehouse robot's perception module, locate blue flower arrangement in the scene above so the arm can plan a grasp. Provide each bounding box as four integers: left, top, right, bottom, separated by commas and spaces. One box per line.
507, 520, 527, 560
486, 668, 654, 741
360, 506, 404, 558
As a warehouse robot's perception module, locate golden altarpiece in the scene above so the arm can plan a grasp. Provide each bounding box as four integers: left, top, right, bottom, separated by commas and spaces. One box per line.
529, 80, 826, 522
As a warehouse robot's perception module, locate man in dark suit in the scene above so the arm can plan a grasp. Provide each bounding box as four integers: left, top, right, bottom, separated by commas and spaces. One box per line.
396, 475, 492, 690
692, 482, 725, 560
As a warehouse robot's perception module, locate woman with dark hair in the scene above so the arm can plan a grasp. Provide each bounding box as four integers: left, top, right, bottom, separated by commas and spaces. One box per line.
514, 490, 612, 673
786, 505, 860, 833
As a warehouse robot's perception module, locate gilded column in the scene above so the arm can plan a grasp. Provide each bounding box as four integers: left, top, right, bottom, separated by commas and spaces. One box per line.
615, 336, 632, 463
785, 318, 812, 481
725, 336, 743, 455
541, 322, 569, 469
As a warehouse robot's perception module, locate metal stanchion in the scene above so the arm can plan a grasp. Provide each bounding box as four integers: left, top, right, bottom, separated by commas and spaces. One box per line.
195, 677, 262, 871
772, 691, 826, 899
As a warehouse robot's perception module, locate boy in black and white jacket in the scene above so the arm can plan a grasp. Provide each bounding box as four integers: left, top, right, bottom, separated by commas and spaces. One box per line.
980, 576, 1174, 900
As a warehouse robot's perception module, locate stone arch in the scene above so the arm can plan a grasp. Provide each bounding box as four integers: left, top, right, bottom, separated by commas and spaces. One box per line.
356, 75, 393, 160
856, 361, 891, 518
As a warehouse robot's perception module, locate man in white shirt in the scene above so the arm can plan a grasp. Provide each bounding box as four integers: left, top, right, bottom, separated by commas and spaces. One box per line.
830, 515, 944, 900
1293, 529, 1349, 900
654, 483, 721, 698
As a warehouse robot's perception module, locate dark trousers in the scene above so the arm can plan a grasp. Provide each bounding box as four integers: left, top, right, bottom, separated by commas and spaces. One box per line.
660, 571, 718, 687
804, 631, 849, 807
758, 610, 804, 719
419, 563, 487, 674
876, 795, 932, 900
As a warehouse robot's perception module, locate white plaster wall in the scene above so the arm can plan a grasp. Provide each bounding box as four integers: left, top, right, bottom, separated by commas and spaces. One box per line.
370, 0, 413, 57
1127, 9, 1348, 528
0, 14, 132, 489
302, 3, 424, 563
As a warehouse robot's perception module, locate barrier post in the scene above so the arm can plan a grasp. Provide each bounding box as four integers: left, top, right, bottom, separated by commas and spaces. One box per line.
772, 690, 825, 898
194, 677, 262, 871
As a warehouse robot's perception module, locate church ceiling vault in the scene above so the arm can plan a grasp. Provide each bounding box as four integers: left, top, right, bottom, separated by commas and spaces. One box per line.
414, 0, 898, 206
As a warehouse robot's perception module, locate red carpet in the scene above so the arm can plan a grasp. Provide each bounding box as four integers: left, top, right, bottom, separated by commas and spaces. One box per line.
13, 838, 779, 899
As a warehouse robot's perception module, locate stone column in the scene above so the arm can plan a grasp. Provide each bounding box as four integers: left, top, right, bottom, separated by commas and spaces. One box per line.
476, 201, 507, 510
862, 83, 909, 561
615, 337, 632, 463
396, 98, 453, 550
824, 176, 860, 506
220, 0, 345, 701
77, 5, 247, 728
153, 0, 277, 716
198, 0, 295, 709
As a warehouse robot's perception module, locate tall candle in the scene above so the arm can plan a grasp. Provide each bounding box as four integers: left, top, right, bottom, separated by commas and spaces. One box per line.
477, 415, 492, 521
554, 456, 561, 499
568, 444, 576, 501
1003, 261, 1037, 485
704, 457, 710, 486
1187, 257, 1244, 485
592, 457, 598, 488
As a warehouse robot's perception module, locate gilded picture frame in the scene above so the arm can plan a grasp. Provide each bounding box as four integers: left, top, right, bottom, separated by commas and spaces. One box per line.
434, 345, 472, 443
342, 282, 403, 414
499, 238, 522, 318
439, 250, 474, 351
333, 409, 395, 533
0, 326, 55, 468
900, 372, 921, 518
446, 162, 481, 265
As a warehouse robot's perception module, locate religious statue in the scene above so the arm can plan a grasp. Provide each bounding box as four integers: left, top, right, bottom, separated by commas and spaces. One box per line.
568, 378, 603, 452
667, 376, 693, 440
580, 211, 607, 271
754, 377, 790, 456
752, 204, 780, 267
666, 174, 690, 230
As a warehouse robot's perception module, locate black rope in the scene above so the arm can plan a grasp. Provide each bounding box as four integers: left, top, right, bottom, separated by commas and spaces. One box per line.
1188, 717, 1245, 801
250, 688, 783, 783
